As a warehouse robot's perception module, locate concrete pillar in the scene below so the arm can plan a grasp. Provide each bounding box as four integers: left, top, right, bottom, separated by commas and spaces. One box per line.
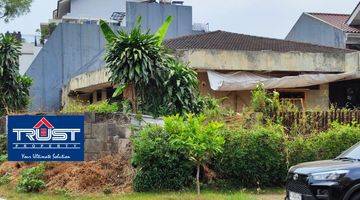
92, 91, 97, 103
101, 89, 107, 101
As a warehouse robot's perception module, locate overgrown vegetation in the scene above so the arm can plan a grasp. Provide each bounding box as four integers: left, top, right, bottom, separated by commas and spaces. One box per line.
131, 83, 360, 191
132, 125, 194, 192
100, 17, 205, 117
0, 134, 6, 155
40, 22, 57, 44
17, 164, 46, 193
0, 34, 32, 116
61, 100, 120, 114
212, 124, 287, 188
167, 115, 224, 195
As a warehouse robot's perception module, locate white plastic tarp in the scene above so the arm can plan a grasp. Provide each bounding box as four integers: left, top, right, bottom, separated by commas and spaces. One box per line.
207, 71, 358, 91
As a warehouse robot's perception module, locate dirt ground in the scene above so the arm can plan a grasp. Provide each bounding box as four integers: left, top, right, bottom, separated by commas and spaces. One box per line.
0, 153, 135, 193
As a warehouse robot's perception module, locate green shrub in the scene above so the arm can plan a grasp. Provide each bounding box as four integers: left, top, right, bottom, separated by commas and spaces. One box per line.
17, 164, 46, 193
0, 134, 6, 155
88, 101, 119, 113
132, 125, 194, 192
212, 124, 287, 188
287, 123, 360, 166
0, 154, 7, 164
61, 100, 119, 114
0, 173, 10, 185
313, 123, 360, 160
287, 136, 316, 167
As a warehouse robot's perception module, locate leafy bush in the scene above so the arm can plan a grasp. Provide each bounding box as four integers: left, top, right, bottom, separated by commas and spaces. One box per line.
61, 100, 119, 114
88, 101, 119, 113
0, 134, 6, 155
287, 123, 360, 166
212, 124, 287, 188
132, 125, 194, 192
0, 34, 32, 116
251, 84, 280, 115
17, 164, 46, 193
0, 154, 7, 164
0, 173, 10, 185
100, 17, 205, 117
165, 114, 224, 195
286, 136, 316, 167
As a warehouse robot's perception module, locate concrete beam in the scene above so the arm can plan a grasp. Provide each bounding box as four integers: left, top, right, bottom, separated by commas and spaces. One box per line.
179, 49, 357, 72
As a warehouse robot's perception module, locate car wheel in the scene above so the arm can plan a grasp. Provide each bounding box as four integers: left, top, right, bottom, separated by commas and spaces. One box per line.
350, 192, 360, 200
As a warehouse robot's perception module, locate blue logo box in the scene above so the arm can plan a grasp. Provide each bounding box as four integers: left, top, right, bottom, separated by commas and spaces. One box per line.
7, 115, 84, 162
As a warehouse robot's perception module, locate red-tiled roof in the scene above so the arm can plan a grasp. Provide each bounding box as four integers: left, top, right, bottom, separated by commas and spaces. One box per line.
164, 30, 354, 53
307, 13, 360, 33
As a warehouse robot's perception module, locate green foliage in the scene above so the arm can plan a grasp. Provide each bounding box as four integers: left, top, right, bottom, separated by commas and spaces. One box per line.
287, 123, 360, 166
40, 22, 57, 44
154, 16, 173, 46
251, 84, 280, 115
167, 114, 224, 165
286, 136, 316, 167
103, 186, 112, 195
100, 17, 203, 117
88, 101, 119, 113
61, 100, 119, 114
145, 60, 202, 116
0, 0, 32, 22
0, 134, 6, 155
212, 124, 287, 188
167, 114, 224, 195
0, 34, 32, 116
0, 154, 7, 164
132, 125, 194, 192
0, 173, 10, 185
17, 164, 46, 193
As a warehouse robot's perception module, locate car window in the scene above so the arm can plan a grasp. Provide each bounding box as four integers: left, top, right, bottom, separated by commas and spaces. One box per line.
338, 142, 360, 160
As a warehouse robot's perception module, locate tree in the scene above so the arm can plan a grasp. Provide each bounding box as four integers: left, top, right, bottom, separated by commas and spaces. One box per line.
167, 114, 224, 196
100, 17, 204, 117
0, 34, 32, 116
0, 0, 32, 22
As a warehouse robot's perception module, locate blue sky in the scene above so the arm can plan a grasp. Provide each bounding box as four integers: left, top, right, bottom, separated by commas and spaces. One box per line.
0, 0, 359, 39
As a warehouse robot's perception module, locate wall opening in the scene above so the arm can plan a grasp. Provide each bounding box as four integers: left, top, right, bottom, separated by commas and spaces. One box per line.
329, 79, 360, 109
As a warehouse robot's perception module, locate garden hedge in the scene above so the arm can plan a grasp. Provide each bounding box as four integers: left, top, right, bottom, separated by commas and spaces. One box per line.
132, 121, 360, 190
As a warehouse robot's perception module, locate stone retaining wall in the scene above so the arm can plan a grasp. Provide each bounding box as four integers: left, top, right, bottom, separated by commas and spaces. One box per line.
84, 113, 132, 160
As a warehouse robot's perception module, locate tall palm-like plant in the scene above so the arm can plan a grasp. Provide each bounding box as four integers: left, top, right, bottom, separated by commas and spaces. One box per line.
0, 34, 32, 115
100, 17, 173, 112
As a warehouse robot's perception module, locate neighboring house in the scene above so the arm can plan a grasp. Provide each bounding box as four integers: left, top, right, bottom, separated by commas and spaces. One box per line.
19, 43, 41, 75
285, 2, 360, 109
286, 3, 360, 50
62, 31, 360, 112
26, 1, 205, 112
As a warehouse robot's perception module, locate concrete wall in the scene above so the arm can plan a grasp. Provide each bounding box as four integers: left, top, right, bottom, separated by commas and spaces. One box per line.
26, 23, 107, 112
180, 49, 349, 72
286, 13, 347, 48
126, 1, 193, 38
305, 84, 329, 110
